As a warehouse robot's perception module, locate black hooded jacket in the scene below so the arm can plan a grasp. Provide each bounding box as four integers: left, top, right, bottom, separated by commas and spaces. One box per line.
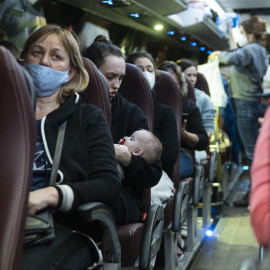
41, 93, 121, 212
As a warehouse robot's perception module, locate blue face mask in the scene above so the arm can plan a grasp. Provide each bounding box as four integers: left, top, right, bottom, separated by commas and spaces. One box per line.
24, 63, 69, 97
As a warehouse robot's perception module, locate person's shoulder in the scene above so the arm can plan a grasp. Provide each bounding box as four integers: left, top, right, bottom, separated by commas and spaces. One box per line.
183, 97, 196, 107
79, 101, 105, 119
155, 101, 173, 112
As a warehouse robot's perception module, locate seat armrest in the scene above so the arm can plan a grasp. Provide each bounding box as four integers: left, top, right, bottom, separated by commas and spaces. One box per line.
172, 181, 189, 232
193, 166, 204, 207
139, 204, 164, 270
77, 202, 121, 266
209, 150, 217, 182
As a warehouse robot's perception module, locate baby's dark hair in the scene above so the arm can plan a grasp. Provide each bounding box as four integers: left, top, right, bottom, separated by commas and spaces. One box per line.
83, 35, 124, 68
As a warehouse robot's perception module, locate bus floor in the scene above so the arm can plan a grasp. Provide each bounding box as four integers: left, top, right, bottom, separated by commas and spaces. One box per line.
187, 169, 259, 270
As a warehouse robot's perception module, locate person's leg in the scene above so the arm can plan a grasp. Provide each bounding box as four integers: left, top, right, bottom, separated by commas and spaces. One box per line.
232, 98, 261, 206
21, 225, 93, 270
179, 153, 194, 179
233, 98, 261, 165
151, 170, 174, 207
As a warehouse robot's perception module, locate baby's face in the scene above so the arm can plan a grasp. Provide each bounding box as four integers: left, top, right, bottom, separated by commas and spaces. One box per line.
120, 130, 148, 153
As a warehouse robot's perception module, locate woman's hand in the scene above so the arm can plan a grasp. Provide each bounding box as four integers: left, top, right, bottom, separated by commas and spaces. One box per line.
114, 144, 132, 167
208, 51, 220, 62
181, 120, 199, 147
28, 187, 59, 216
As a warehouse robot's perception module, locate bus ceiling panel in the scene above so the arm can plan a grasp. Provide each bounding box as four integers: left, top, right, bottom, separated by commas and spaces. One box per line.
60, 0, 166, 38
218, 0, 270, 13
131, 0, 188, 16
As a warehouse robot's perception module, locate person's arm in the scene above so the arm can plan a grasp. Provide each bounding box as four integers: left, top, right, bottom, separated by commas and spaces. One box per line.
218, 47, 253, 67
122, 156, 162, 189
200, 94, 216, 137
209, 47, 253, 67
250, 107, 270, 248
182, 99, 208, 151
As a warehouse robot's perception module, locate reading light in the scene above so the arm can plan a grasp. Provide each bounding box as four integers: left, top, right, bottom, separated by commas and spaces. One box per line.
130, 13, 139, 18
154, 25, 163, 30
206, 229, 213, 236
102, 0, 113, 5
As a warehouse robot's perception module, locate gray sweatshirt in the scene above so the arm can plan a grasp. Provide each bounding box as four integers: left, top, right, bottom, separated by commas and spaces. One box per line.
219, 43, 269, 100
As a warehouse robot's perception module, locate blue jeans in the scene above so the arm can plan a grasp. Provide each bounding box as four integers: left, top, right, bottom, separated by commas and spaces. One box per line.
233, 98, 262, 165
179, 153, 194, 179
21, 225, 93, 270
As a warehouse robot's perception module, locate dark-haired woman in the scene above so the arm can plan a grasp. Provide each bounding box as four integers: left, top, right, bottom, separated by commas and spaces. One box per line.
210, 16, 269, 206
126, 52, 179, 206
177, 59, 216, 139
157, 61, 209, 179
84, 36, 162, 225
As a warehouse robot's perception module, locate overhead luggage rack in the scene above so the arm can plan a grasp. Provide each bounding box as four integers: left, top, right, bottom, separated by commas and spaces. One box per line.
168, 8, 230, 50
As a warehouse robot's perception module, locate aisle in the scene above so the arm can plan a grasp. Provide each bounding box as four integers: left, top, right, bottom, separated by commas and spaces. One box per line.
188, 206, 259, 270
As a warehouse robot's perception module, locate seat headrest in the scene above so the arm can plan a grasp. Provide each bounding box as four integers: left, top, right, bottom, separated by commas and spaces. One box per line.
154, 70, 182, 121
81, 57, 111, 128
119, 63, 154, 131
195, 72, 210, 97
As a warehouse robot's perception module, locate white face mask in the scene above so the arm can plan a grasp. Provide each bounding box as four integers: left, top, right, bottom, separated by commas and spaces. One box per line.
237, 33, 248, 47
143, 71, 156, 89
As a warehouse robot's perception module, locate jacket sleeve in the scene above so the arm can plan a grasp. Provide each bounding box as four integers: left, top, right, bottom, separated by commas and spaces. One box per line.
200, 95, 217, 133
122, 157, 162, 189
219, 47, 253, 67
185, 102, 209, 151
250, 107, 270, 248
56, 107, 121, 211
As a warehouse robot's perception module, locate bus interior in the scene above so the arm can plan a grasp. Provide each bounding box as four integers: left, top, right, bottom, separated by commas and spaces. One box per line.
1, 0, 270, 269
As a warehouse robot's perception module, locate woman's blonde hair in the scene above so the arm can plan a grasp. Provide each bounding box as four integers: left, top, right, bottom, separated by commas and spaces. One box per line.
21, 25, 89, 103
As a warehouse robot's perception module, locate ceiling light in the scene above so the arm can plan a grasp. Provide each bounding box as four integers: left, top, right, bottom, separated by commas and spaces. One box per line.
154, 25, 163, 30
190, 42, 197, 46
180, 37, 187, 41
167, 31, 175, 35
199, 47, 206, 51
207, 50, 212, 54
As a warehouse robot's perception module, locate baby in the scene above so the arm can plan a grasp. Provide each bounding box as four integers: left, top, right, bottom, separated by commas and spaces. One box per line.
115, 129, 162, 178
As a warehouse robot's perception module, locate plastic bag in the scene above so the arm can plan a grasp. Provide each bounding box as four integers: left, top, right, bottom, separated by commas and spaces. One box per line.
197, 60, 228, 107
